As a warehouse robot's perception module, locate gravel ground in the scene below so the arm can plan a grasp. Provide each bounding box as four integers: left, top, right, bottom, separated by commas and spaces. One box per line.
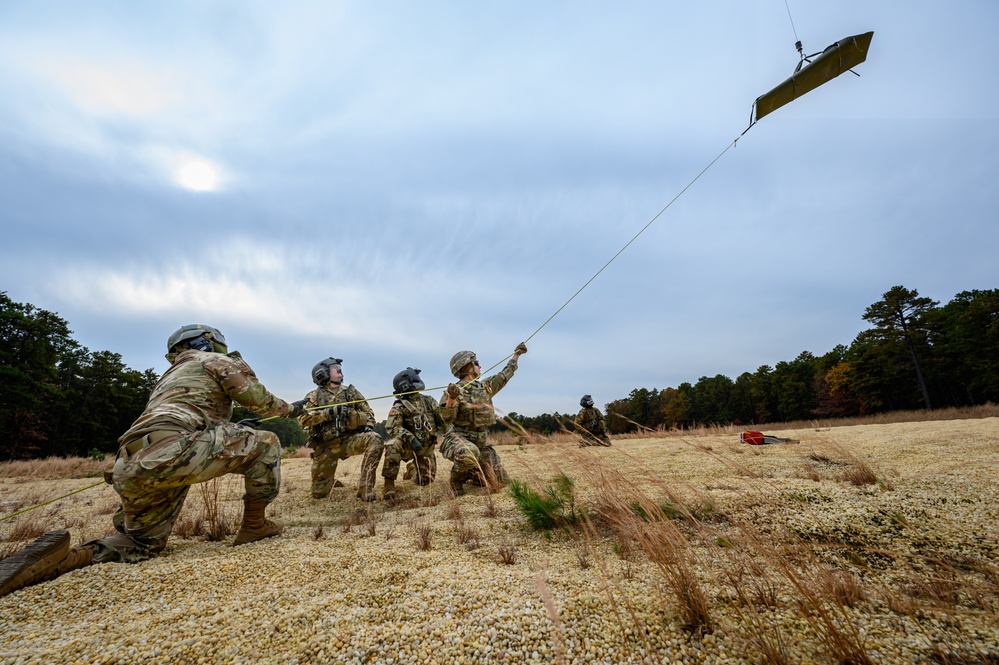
1, 417, 997, 664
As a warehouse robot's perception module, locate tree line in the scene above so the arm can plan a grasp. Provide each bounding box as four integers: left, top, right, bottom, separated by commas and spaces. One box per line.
3, 286, 996, 456
505, 287, 999, 434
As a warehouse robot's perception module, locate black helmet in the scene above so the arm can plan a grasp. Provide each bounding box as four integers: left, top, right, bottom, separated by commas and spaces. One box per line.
393, 367, 425, 395
167, 324, 227, 354
312, 357, 343, 386
580, 394, 594, 408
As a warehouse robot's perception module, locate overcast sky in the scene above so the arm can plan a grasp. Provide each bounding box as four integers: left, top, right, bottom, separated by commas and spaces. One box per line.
2, 1, 996, 421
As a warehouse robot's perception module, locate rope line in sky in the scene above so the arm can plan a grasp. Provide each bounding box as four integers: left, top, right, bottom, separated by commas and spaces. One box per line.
1, 131, 747, 523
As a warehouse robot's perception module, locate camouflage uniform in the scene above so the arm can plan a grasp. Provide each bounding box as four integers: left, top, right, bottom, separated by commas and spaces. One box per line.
299, 384, 384, 498
439, 357, 518, 486
575, 406, 612, 446
383, 394, 445, 486
101, 348, 295, 563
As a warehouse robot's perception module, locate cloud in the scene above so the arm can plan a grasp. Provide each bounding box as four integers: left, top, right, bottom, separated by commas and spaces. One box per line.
31, 56, 183, 117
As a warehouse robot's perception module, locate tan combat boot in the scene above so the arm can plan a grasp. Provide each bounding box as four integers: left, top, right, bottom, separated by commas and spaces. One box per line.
233, 501, 283, 546
382, 478, 397, 501
0, 530, 94, 597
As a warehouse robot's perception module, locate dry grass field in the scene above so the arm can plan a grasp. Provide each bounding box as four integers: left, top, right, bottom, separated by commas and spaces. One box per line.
1, 414, 997, 664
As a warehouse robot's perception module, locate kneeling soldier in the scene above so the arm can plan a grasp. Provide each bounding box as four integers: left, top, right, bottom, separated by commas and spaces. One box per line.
0, 324, 307, 598
575, 394, 612, 446
440, 342, 527, 495
299, 357, 385, 502
382, 368, 445, 499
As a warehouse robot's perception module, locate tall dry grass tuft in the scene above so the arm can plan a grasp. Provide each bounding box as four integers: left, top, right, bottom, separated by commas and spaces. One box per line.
722, 561, 790, 665
444, 498, 462, 521
340, 509, 366, 534
470, 461, 502, 517
0, 456, 111, 480
564, 448, 713, 635
173, 514, 205, 540
4, 513, 49, 543
534, 568, 567, 665
811, 438, 893, 490
497, 540, 517, 565
414, 521, 432, 551
197, 479, 239, 541
601, 498, 712, 634
730, 525, 873, 664
822, 568, 867, 608
454, 520, 480, 550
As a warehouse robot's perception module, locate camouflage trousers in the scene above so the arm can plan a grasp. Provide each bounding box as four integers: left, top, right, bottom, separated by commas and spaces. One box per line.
97, 424, 282, 563
310, 430, 384, 498
580, 430, 612, 447
440, 428, 507, 485
382, 438, 437, 485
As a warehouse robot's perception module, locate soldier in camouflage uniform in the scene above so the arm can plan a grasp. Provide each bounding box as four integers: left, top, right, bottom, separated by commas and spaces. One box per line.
299, 357, 385, 502
382, 368, 445, 499
575, 394, 612, 447
440, 342, 527, 495
0, 324, 308, 598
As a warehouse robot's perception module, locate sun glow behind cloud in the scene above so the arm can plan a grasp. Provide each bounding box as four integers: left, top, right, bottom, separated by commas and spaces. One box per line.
176, 157, 220, 191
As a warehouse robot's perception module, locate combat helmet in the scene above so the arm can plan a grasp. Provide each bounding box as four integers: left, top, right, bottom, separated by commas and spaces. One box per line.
449, 350, 477, 378
580, 395, 594, 408
312, 357, 344, 386
167, 324, 227, 354
393, 367, 426, 395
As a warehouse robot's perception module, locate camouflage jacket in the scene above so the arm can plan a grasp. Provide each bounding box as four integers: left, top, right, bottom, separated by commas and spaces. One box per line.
439, 357, 518, 432
575, 407, 606, 433
299, 384, 375, 444
387, 394, 446, 451
119, 349, 292, 447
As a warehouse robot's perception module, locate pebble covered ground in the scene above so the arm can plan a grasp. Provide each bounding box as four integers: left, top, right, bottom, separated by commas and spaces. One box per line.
1, 417, 997, 664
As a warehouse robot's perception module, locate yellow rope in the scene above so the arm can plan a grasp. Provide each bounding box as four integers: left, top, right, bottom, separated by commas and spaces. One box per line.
0, 480, 106, 524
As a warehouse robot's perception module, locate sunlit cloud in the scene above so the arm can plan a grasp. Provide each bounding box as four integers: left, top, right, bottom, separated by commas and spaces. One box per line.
50, 240, 463, 354
176, 157, 220, 191
31, 56, 182, 116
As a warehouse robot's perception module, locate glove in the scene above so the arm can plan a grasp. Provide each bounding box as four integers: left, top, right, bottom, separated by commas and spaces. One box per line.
446, 383, 461, 400
289, 399, 309, 418
236, 417, 262, 428
514, 341, 528, 356
328, 404, 350, 419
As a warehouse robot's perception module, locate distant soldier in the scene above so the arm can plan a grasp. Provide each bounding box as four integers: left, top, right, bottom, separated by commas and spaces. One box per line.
575, 394, 612, 447
1, 324, 307, 598
440, 342, 527, 495
299, 357, 385, 502
381, 367, 445, 499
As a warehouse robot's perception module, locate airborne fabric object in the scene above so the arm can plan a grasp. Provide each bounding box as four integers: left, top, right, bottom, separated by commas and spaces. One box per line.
753, 31, 874, 123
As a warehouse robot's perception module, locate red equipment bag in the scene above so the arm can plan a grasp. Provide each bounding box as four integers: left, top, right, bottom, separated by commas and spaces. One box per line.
740, 431, 765, 445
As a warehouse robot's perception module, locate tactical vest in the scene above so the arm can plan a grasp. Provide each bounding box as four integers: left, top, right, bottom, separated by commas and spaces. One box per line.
389, 396, 438, 447
450, 380, 497, 430
308, 384, 368, 444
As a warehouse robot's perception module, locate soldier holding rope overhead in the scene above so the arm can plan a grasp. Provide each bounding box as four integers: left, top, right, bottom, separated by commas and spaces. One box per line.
439, 342, 527, 495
